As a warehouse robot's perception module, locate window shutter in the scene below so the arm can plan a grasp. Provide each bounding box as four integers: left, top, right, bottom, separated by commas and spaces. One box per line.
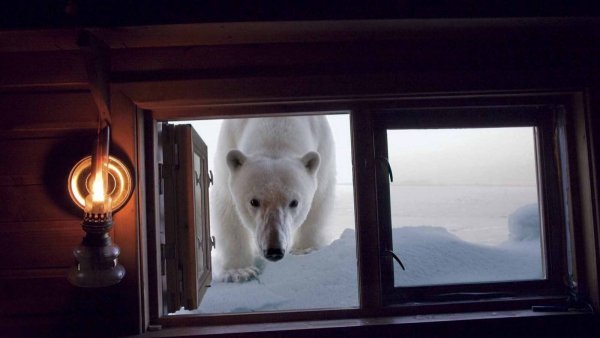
161, 123, 212, 312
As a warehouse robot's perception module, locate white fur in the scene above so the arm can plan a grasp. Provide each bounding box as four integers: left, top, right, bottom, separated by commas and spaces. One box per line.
210, 116, 336, 282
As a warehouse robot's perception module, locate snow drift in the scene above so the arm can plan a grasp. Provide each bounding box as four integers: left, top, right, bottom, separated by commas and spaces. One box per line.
176, 202, 542, 314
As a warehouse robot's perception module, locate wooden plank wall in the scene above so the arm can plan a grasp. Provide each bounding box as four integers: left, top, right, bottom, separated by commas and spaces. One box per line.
0, 85, 141, 336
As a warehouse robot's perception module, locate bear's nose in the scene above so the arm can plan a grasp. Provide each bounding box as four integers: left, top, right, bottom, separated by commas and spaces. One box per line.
264, 248, 285, 262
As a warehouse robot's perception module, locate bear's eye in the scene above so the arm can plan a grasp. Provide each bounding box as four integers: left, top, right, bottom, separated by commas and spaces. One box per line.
250, 199, 260, 207
289, 200, 299, 208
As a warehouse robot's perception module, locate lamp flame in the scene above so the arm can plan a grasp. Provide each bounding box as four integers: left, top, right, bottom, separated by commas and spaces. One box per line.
84, 124, 112, 215
91, 170, 106, 203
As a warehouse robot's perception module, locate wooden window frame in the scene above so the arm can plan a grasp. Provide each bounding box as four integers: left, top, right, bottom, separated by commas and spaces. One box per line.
373, 105, 567, 305
135, 89, 594, 329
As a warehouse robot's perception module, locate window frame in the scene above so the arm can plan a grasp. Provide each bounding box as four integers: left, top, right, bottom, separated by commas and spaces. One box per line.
373, 105, 567, 305
140, 92, 586, 328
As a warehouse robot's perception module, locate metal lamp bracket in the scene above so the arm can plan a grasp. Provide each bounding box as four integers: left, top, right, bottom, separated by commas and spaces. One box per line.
68, 155, 133, 212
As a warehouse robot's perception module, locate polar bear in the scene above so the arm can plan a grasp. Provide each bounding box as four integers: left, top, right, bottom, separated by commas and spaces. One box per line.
210, 116, 336, 282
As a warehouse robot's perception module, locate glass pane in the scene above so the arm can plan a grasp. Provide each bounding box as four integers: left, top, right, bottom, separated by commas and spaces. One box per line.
388, 127, 544, 287
172, 113, 358, 314
193, 153, 205, 272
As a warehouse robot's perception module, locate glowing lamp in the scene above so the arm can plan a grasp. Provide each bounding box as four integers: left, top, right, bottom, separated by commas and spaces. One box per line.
68, 125, 129, 287
87, 166, 111, 213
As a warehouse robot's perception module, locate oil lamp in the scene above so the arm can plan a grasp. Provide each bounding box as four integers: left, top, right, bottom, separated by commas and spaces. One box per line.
68, 124, 126, 287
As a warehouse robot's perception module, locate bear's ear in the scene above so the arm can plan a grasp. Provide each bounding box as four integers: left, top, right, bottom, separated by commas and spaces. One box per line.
226, 149, 247, 172
301, 151, 321, 176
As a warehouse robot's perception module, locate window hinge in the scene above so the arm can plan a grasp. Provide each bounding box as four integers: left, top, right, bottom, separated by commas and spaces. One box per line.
160, 243, 166, 275
177, 266, 184, 300
161, 244, 176, 276
161, 162, 172, 179
158, 163, 164, 195
174, 143, 180, 169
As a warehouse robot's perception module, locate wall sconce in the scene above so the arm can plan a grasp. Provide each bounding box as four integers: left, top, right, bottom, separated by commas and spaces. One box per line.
67, 124, 132, 287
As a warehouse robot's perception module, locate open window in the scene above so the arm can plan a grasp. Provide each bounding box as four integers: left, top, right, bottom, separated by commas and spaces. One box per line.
151, 113, 358, 315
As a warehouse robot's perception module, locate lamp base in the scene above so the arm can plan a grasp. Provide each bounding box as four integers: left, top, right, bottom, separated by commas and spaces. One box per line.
68, 232, 126, 287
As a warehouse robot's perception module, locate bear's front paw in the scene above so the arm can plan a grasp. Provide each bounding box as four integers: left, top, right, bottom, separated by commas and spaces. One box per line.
289, 247, 317, 255
219, 266, 260, 283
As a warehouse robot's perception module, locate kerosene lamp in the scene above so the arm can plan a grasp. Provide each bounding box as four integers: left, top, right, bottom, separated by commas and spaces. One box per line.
67, 123, 127, 287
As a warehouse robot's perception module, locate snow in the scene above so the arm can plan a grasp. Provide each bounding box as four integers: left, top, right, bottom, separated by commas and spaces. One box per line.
508, 203, 541, 241
185, 229, 359, 313
393, 226, 542, 287
388, 185, 539, 245
175, 185, 542, 315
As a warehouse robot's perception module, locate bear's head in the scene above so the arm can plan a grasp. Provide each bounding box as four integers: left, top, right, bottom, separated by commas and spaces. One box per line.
226, 149, 320, 262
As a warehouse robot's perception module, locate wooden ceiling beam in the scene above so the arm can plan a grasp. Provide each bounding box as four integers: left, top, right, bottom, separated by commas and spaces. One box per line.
1, 18, 598, 53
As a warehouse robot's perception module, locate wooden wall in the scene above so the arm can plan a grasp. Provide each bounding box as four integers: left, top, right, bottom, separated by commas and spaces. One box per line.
0, 60, 143, 336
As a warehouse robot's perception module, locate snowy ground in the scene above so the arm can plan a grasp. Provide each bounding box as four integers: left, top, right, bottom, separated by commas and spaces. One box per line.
175, 184, 542, 315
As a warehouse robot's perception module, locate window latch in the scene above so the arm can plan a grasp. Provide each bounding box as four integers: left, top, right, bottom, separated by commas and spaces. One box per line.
210, 236, 216, 250
384, 249, 405, 270
376, 157, 393, 182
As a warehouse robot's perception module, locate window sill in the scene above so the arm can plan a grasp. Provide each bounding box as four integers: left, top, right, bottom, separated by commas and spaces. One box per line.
132, 309, 598, 338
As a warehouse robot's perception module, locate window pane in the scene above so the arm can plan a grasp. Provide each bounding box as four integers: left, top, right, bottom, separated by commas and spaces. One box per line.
387, 128, 544, 287
193, 152, 206, 280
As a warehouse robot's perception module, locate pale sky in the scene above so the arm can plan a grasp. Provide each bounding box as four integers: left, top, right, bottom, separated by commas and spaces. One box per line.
388, 127, 538, 186
181, 115, 537, 186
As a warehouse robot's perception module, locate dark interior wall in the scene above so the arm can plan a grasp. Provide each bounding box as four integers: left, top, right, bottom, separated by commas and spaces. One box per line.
0, 49, 143, 336
0, 18, 599, 337
0, 91, 93, 323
